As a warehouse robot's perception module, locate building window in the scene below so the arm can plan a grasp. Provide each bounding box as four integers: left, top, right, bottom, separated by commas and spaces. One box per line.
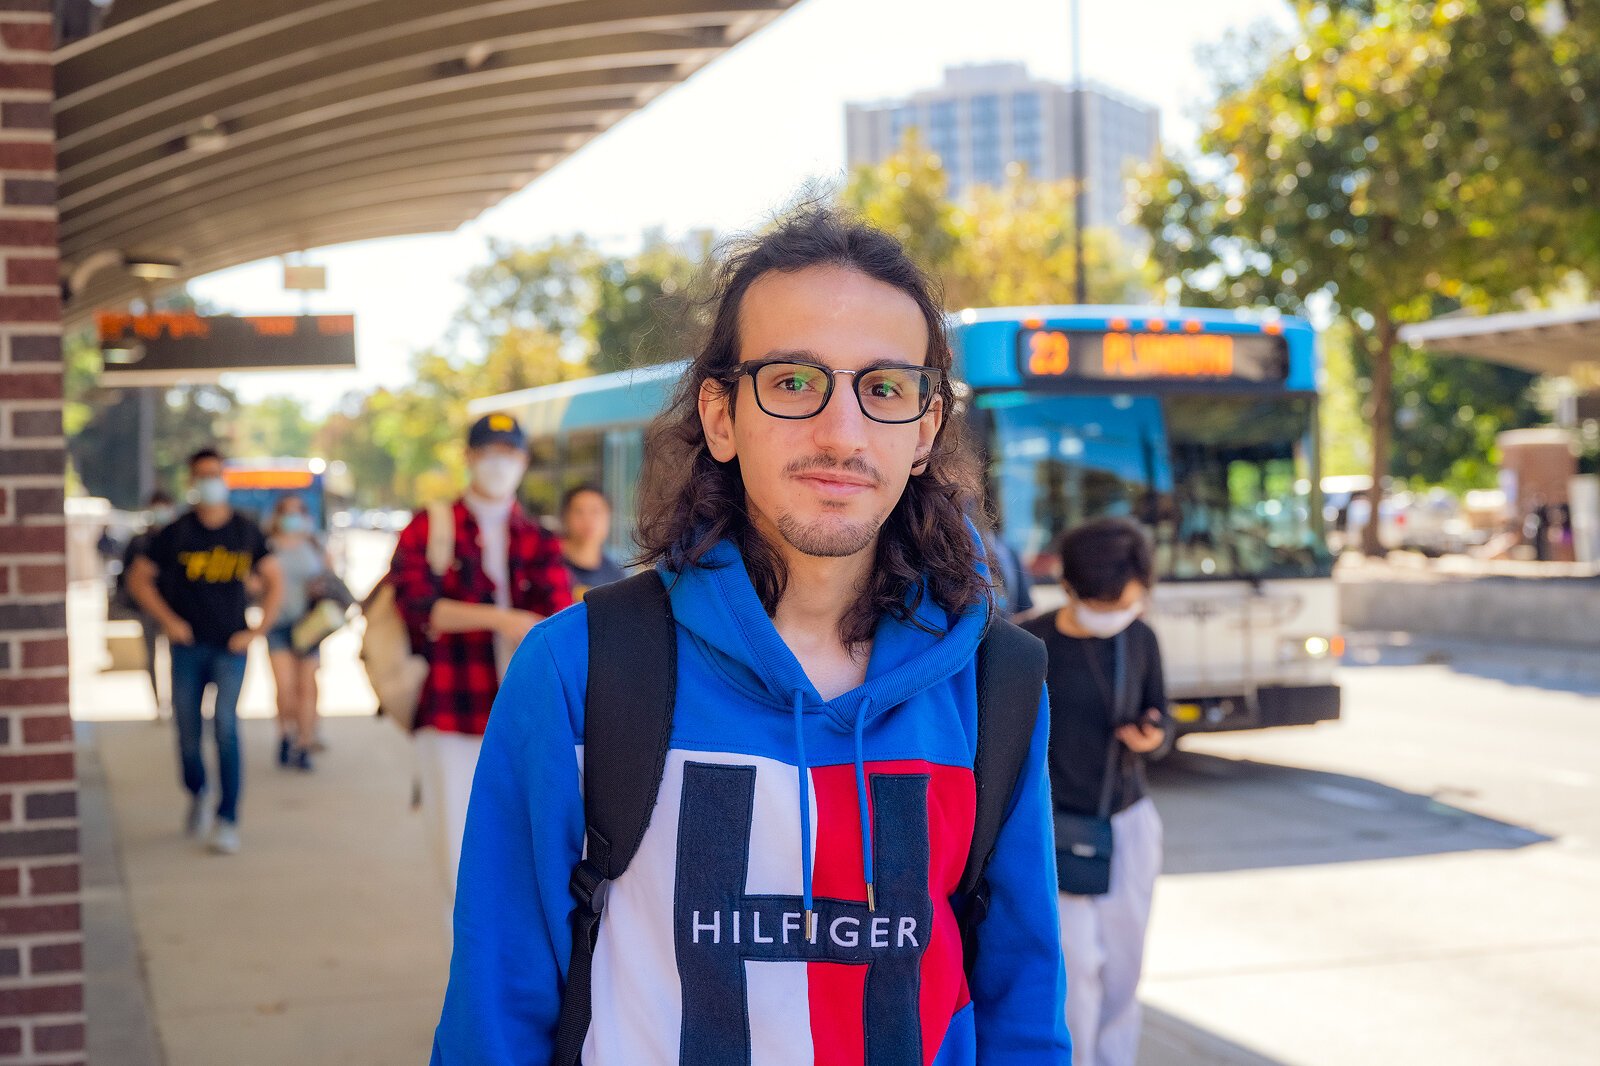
970, 93, 1003, 187
929, 99, 959, 170
1010, 90, 1043, 177
889, 104, 918, 148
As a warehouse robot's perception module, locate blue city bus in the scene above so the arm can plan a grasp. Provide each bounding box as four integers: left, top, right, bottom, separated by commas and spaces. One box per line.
473, 306, 1341, 739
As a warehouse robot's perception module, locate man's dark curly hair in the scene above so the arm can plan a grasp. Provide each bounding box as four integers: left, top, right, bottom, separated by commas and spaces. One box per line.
633, 206, 990, 648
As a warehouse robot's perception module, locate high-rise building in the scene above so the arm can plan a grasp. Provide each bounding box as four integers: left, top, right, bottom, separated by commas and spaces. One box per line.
845, 63, 1160, 244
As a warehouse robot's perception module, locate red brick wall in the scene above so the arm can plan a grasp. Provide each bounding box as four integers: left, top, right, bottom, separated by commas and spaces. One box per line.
0, 3, 85, 1063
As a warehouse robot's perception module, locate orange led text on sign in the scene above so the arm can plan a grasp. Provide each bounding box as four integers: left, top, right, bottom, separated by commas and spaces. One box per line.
248, 317, 297, 337
223, 470, 315, 490
96, 311, 211, 343
1026, 330, 1071, 376
1102, 332, 1235, 378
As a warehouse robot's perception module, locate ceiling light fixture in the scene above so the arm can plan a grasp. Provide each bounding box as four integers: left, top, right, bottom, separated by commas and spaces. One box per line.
123, 255, 183, 281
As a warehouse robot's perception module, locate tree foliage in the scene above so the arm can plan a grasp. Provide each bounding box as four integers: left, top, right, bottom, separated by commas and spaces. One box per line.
1134, 0, 1599, 548
841, 135, 1154, 309
456, 230, 706, 372
232, 395, 315, 460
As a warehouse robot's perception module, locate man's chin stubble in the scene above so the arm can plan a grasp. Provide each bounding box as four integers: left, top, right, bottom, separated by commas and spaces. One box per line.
774, 511, 882, 559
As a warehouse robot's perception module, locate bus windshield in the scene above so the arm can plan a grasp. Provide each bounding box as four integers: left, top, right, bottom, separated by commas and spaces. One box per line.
984, 392, 1331, 581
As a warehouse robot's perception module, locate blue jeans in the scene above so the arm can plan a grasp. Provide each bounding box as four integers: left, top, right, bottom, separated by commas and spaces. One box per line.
169, 642, 247, 824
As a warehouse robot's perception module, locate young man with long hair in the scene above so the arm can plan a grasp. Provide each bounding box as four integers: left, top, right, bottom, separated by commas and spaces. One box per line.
433, 209, 1070, 1064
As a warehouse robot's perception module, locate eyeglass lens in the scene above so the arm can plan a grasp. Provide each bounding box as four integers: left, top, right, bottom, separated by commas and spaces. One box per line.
752, 362, 932, 423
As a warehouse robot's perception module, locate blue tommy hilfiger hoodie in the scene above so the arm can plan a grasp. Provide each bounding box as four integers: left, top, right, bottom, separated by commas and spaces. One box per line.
431, 538, 1071, 1065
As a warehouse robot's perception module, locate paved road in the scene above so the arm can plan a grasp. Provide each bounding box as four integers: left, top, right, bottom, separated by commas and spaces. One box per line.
1139, 636, 1600, 1065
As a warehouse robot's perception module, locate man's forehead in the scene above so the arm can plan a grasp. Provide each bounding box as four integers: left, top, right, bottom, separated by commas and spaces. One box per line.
738, 265, 928, 365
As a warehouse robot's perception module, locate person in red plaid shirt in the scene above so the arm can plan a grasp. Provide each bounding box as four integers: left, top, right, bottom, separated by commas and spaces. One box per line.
390, 413, 573, 905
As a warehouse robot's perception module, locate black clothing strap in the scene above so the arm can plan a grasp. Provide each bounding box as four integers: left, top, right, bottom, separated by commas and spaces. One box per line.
957, 615, 1048, 977
1079, 629, 1129, 819
553, 571, 676, 1066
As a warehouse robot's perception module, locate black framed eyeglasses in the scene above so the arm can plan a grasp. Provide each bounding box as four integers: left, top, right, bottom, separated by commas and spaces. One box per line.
725, 358, 942, 424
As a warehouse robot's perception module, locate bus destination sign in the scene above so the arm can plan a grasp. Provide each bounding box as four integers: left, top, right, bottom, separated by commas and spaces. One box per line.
1017, 326, 1288, 384
97, 311, 357, 385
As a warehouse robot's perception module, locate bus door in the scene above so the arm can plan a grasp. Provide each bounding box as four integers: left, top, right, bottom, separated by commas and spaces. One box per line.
1151, 393, 1335, 715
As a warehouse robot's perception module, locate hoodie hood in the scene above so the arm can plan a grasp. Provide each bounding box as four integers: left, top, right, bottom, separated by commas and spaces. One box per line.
663, 536, 991, 728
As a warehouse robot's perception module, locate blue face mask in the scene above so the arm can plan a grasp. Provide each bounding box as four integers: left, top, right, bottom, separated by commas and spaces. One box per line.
192, 477, 229, 507
278, 513, 312, 535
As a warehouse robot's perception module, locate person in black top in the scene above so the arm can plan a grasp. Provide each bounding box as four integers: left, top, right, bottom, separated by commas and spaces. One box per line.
557, 483, 627, 601
127, 448, 283, 856
1022, 517, 1168, 1066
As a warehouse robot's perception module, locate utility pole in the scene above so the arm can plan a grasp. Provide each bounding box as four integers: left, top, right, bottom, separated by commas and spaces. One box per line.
1071, 0, 1088, 305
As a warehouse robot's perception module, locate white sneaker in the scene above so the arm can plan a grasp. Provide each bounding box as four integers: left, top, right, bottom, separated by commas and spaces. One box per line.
208, 821, 240, 855
185, 793, 212, 839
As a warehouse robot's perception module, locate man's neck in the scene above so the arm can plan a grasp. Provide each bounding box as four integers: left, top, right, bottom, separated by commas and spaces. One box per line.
464, 489, 513, 515
194, 504, 231, 529
767, 536, 875, 662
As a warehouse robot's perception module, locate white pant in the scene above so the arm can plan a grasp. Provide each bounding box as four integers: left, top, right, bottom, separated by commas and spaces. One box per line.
1058, 797, 1163, 1066
414, 728, 484, 907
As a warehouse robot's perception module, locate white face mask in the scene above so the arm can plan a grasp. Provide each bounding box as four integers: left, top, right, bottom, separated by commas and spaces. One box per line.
470, 455, 526, 501
1075, 601, 1142, 638
192, 477, 229, 507
149, 506, 175, 527
278, 513, 312, 535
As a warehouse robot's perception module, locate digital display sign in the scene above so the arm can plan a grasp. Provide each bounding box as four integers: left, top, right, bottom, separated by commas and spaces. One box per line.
97, 312, 356, 385
1017, 327, 1288, 384
223, 469, 316, 490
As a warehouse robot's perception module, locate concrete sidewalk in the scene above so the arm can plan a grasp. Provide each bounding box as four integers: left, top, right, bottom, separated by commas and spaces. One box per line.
72, 574, 449, 1065
87, 713, 448, 1065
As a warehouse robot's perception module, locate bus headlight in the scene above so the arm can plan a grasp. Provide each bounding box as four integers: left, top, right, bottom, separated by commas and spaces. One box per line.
1279, 635, 1345, 662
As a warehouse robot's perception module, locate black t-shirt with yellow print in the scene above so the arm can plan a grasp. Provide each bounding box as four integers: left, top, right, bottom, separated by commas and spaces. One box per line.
143, 511, 268, 647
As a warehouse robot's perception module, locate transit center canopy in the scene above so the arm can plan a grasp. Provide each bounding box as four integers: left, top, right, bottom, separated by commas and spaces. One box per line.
1398, 304, 1600, 379
55, 0, 799, 327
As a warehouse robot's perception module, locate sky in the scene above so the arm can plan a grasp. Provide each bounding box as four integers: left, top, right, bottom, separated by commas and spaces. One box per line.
189, 0, 1294, 411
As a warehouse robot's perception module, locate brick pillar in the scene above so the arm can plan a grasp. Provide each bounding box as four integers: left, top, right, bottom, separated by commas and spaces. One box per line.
0, 2, 87, 1064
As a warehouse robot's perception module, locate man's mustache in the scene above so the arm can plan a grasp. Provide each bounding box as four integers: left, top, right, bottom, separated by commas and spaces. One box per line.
783, 454, 884, 487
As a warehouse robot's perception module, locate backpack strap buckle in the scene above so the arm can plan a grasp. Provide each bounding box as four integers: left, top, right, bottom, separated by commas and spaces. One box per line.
569, 857, 610, 915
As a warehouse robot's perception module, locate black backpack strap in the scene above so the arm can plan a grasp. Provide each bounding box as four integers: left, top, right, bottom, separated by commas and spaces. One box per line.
957, 615, 1048, 976
553, 571, 677, 1066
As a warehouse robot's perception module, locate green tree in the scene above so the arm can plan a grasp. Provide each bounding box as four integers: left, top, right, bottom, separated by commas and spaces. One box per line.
313, 325, 593, 509
951, 171, 1152, 308
1389, 347, 1540, 491
587, 230, 708, 372
231, 394, 315, 459
840, 134, 964, 286
841, 136, 1154, 309
455, 233, 706, 372
1318, 320, 1371, 478
312, 392, 399, 509
456, 236, 604, 350
1134, 0, 1588, 552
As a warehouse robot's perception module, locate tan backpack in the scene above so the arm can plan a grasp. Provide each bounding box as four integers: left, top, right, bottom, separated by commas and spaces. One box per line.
360, 503, 453, 732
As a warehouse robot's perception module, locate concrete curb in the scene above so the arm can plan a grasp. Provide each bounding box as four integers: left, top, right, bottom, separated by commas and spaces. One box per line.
78, 720, 165, 1066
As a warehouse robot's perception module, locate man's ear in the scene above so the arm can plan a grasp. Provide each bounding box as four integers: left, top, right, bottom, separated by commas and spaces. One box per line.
912, 394, 944, 473
699, 378, 737, 463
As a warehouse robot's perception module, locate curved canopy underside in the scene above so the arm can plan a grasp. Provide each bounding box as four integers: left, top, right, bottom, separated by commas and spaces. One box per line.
1399, 305, 1600, 378
56, 0, 798, 327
